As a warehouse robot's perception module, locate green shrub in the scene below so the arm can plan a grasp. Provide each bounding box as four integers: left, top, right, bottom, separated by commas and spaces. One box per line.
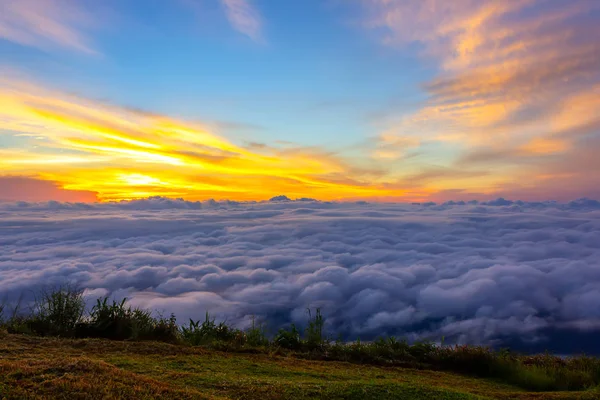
305, 308, 326, 349
407, 340, 437, 360
181, 312, 239, 346
369, 337, 411, 363
19, 286, 85, 337
0, 288, 84, 337
78, 297, 134, 340
347, 338, 368, 362
142, 313, 179, 343
246, 316, 269, 347
78, 297, 179, 342
274, 324, 301, 350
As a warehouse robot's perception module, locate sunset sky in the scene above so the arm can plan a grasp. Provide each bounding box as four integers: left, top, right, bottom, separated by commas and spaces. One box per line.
1, 0, 599, 202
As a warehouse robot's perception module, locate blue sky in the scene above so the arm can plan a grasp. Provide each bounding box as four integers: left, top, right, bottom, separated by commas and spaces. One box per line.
0, 0, 432, 147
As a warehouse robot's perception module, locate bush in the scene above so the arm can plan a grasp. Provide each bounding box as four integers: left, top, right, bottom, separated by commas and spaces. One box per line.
12, 286, 86, 337
77, 297, 134, 340
143, 313, 179, 343
305, 308, 326, 349
37, 286, 85, 336
246, 316, 269, 347
370, 337, 411, 362
274, 324, 301, 350
78, 297, 179, 342
181, 312, 239, 346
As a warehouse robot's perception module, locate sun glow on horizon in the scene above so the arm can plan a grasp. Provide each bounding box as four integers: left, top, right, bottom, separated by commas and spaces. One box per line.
0, 79, 437, 202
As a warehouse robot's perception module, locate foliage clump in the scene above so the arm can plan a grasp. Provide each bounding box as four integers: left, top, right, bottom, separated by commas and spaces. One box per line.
78, 297, 179, 342
2, 286, 85, 337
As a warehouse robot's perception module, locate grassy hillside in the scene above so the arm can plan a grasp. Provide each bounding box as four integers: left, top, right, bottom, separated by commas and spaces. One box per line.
0, 333, 598, 400
3, 289, 600, 398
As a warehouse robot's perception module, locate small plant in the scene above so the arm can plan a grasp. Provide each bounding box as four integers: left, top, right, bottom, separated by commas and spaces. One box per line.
370, 336, 410, 362
181, 318, 205, 346
27, 285, 85, 337
274, 324, 301, 350
78, 297, 180, 342
305, 308, 326, 349
246, 316, 269, 347
347, 338, 367, 362
181, 312, 238, 346
145, 313, 179, 343
408, 340, 436, 360
82, 297, 132, 339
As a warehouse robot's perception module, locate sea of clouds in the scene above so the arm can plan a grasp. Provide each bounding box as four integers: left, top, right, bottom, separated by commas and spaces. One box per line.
2, 196, 600, 353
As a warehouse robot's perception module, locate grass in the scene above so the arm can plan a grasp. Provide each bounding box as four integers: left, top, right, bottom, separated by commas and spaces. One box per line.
2, 332, 598, 400
1, 287, 600, 398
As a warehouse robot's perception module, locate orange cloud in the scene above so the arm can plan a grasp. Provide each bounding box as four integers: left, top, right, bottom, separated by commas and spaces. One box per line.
552, 86, 600, 134
519, 137, 570, 155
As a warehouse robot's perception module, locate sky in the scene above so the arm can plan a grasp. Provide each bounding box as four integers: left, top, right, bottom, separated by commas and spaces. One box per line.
1, 0, 600, 202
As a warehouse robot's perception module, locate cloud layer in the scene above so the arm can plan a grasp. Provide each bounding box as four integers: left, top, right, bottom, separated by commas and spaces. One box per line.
2, 198, 600, 352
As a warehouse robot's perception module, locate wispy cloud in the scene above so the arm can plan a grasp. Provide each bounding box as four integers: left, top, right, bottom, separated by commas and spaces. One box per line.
220, 0, 264, 43
356, 0, 600, 199
0, 0, 98, 54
